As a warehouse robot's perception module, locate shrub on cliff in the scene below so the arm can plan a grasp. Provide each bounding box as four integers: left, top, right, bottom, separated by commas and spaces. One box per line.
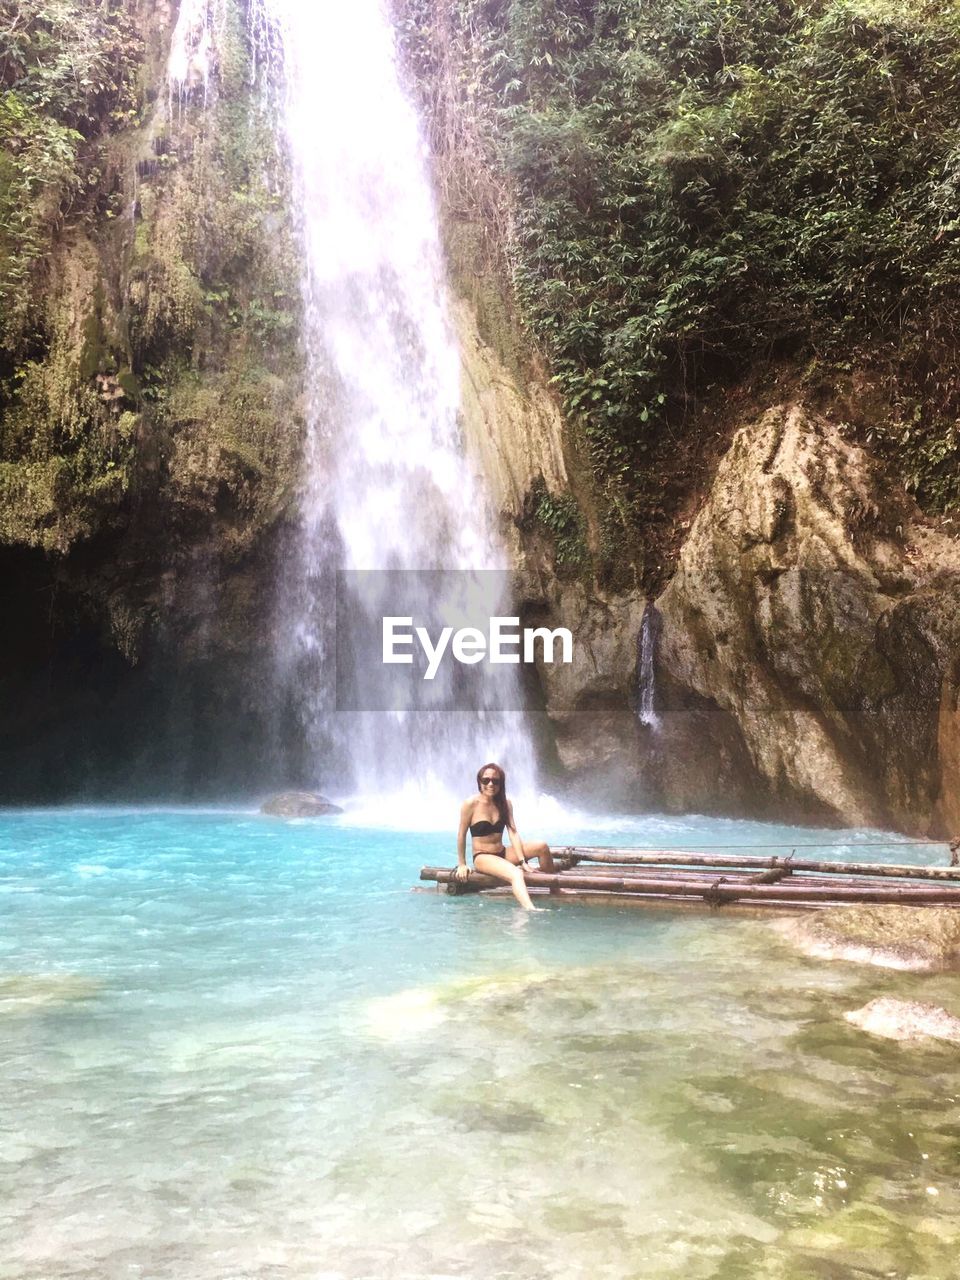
398, 0, 960, 528
0, 1, 141, 350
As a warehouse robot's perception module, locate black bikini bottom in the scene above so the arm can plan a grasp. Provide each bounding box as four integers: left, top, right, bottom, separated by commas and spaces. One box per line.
473, 848, 507, 860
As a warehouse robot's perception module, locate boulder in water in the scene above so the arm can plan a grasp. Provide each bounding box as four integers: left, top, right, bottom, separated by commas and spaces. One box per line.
845, 997, 960, 1044
774, 905, 960, 972
260, 792, 343, 817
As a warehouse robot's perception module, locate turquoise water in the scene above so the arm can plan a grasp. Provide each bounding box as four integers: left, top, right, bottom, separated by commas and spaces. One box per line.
2, 807, 959, 1279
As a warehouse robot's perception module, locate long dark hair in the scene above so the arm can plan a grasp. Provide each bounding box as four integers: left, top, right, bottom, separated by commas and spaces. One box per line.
476, 761, 508, 829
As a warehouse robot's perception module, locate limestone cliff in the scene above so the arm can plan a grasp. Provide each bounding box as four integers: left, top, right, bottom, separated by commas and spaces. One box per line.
0, 0, 306, 800
451, 275, 650, 802
394, 0, 960, 828
485, 398, 960, 830
443, 269, 960, 831
653, 405, 960, 833
452, 292, 567, 561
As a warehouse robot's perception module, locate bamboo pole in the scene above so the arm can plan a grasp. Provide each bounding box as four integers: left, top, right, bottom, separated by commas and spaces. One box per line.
549, 862, 953, 889
420, 867, 960, 905
554, 846, 960, 881
471, 862, 947, 892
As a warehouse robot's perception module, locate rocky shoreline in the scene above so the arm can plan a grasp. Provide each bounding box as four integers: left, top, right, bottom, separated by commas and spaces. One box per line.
774, 904, 960, 973
774, 903, 960, 1045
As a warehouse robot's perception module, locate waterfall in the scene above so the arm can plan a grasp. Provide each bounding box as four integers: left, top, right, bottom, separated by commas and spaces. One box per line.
169, 0, 536, 802
167, 0, 221, 104
637, 602, 661, 731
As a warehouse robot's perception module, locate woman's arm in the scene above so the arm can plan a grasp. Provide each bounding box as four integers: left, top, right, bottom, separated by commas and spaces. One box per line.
455, 801, 472, 879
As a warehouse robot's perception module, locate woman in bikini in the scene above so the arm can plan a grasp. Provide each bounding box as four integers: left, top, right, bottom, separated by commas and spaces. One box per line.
454, 762, 556, 910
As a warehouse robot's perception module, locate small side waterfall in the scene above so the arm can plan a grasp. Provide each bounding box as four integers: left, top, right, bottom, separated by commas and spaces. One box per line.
168, 0, 536, 801
637, 602, 661, 731
167, 0, 221, 103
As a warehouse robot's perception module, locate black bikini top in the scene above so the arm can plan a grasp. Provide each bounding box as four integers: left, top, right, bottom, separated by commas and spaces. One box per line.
470, 817, 506, 837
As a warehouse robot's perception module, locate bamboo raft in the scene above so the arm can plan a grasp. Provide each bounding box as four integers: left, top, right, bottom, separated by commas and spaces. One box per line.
419, 844, 960, 910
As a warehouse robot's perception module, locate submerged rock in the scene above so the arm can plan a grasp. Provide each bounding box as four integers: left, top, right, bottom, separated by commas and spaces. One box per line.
456, 1100, 546, 1133
783, 1201, 957, 1274
845, 996, 960, 1044
260, 792, 343, 817
776, 905, 960, 972
0, 974, 101, 1013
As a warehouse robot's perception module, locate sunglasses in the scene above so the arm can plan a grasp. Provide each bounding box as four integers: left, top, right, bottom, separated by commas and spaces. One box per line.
480, 776, 501, 786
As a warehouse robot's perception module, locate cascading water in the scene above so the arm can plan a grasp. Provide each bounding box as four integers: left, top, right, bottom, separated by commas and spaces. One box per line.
636, 602, 661, 731
169, 0, 537, 802
167, 0, 220, 104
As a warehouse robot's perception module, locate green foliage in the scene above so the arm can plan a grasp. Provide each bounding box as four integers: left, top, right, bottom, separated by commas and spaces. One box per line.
0, 1, 143, 348
865, 405, 960, 513
531, 480, 589, 570
0, 0, 141, 128
0, 91, 82, 345
397, 0, 960, 520
163, 357, 301, 551
0, 0, 302, 555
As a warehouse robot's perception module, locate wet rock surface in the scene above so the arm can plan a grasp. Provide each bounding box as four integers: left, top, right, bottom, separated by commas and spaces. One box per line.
845, 996, 960, 1043
453, 293, 569, 564
260, 792, 343, 817
654, 404, 960, 831
777, 904, 960, 971
515, 401, 960, 824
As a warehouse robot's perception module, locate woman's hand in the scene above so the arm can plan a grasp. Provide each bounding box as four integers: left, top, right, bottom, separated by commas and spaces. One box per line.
454, 863, 469, 881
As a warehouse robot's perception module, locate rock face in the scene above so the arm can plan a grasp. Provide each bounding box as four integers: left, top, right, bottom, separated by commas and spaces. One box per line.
453, 294, 569, 564
260, 792, 343, 817
777, 905, 960, 972
654, 404, 960, 832
523, 582, 648, 803
453, 282, 654, 804
456, 369, 960, 826
845, 997, 960, 1044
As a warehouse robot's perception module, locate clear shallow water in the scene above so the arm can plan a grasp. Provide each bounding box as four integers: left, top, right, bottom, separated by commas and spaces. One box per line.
2, 808, 959, 1279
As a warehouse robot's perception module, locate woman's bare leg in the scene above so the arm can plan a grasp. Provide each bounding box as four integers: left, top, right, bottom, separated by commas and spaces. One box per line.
521, 840, 556, 874
473, 854, 538, 910
516, 840, 560, 893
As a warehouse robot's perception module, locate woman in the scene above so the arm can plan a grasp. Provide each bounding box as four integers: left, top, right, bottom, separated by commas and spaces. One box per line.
454, 762, 556, 910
